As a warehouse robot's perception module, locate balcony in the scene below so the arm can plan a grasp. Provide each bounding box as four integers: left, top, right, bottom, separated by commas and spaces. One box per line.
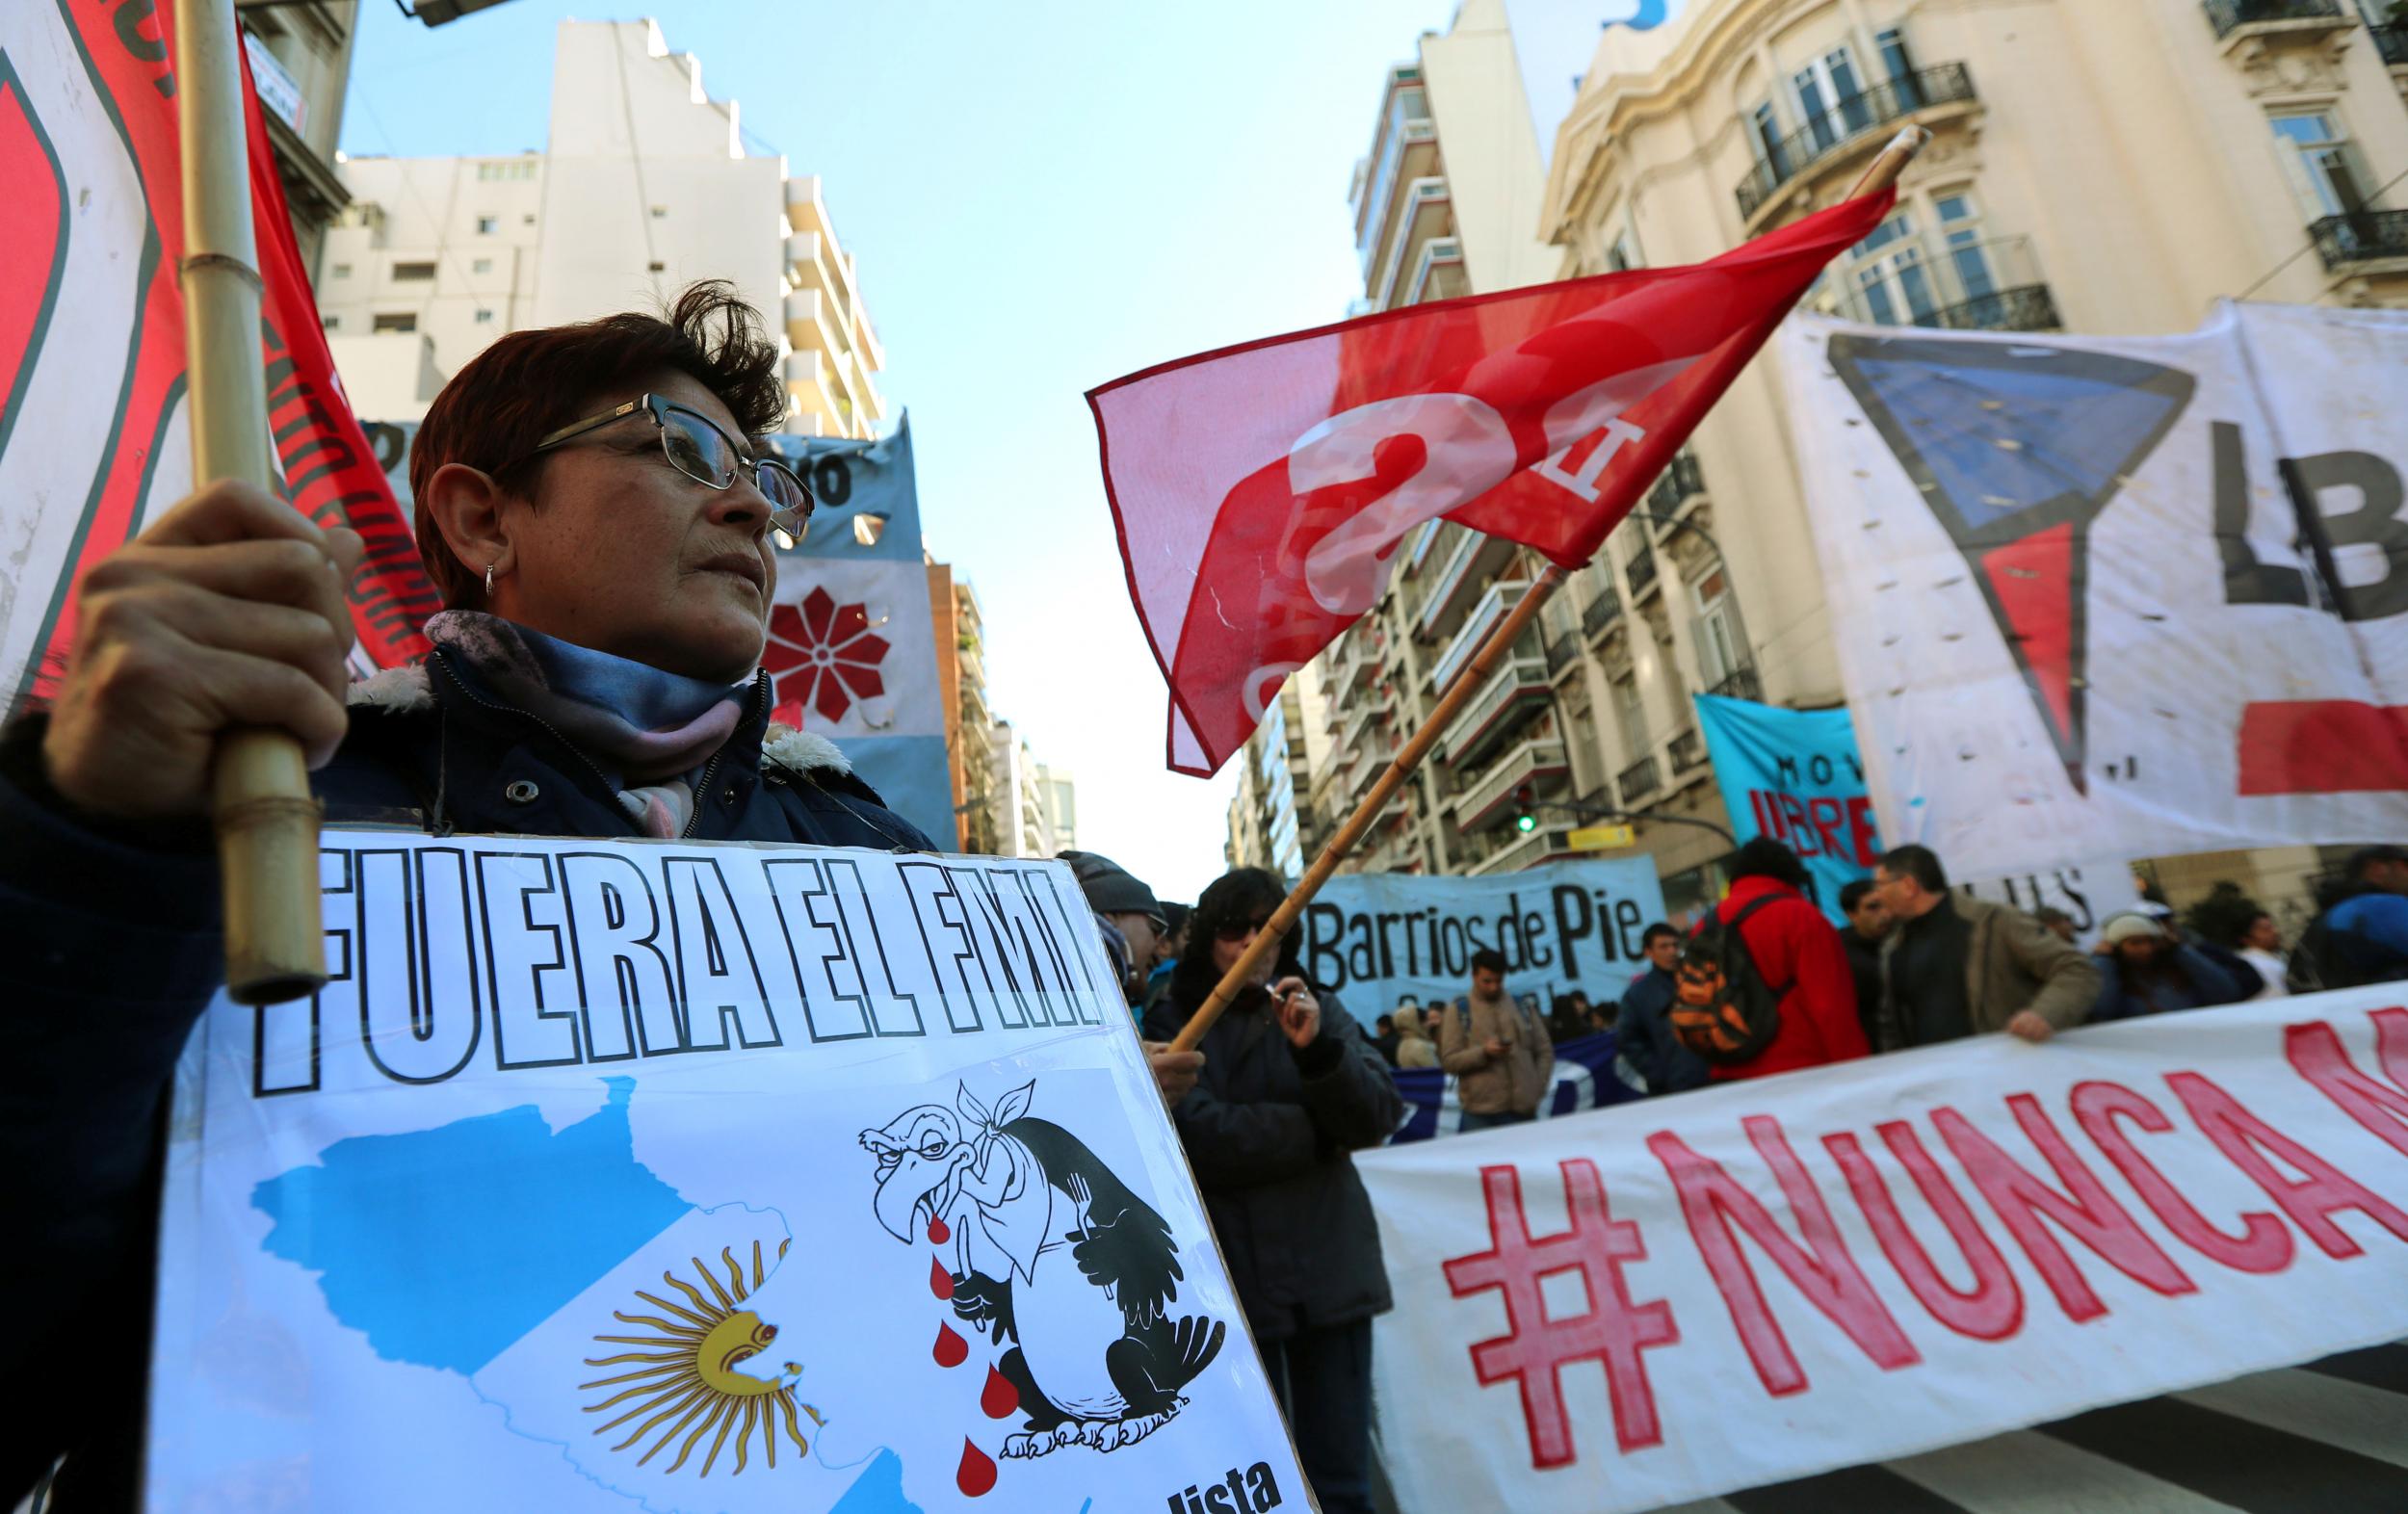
2203, 0, 2348, 43
1466, 821, 1575, 877
1375, 179, 1454, 308
1454, 738, 1570, 833
1347, 741, 1391, 801
1643, 451, 1706, 531
2377, 22, 2408, 66
1736, 65, 1977, 223
1338, 696, 1381, 759
1418, 528, 1513, 638
1669, 727, 1710, 777
1545, 633, 1579, 679
2310, 210, 2408, 271
1405, 235, 1468, 306
1581, 586, 1623, 642
1617, 754, 1662, 808
1430, 579, 1531, 694
1330, 623, 1379, 694
1819, 234, 2061, 333
1442, 655, 1552, 770
1626, 543, 1660, 599
1709, 666, 1765, 703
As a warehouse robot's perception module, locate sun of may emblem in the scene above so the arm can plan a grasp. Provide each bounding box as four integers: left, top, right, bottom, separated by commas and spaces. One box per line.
580, 1240, 824, 1475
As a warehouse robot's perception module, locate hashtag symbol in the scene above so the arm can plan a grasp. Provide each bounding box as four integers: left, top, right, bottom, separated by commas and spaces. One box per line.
1443, 1159, 1679, 1468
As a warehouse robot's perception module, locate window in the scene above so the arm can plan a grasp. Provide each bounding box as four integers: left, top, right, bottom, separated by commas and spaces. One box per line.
647, 260, 667, 273
2270, 112, 2375, 222
1606, 226, 1640, 273
1750, 99, 1788, 176
1934, 193, 1997, 305
474, 308, 495, 325
1845, 213, 1940, 326
372, 312, 417, 333
1793, 47, 1869, 152
649, 204, 667, 219
1875, 27, 1915, 86
1691, 567, 1752, 690
1613, 675, 1649, 756
331, 262, 353, 278
390, 260, 434, 281
472, 257, 493, 274
475, 215, 498, 235
523, 213, 537, 224
321, 315, 340, 330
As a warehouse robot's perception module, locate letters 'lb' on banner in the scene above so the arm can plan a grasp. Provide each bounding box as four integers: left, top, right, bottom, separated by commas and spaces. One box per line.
149, 833, 1305, 1513
0, 7, 438, 709
1296, 859, 1669, 1029
1692, 692, 1880, 923
765, 415, 957, 848
1357, 991, 2408, 1513
1090, 193, 1894, 776
1778, 303, 2408, 880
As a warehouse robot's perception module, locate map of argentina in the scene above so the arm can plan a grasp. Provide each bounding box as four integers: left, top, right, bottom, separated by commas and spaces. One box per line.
251, 1077, 915, 1514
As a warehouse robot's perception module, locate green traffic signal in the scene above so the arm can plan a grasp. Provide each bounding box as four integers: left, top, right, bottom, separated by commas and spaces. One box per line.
1515, 812, 1536, 834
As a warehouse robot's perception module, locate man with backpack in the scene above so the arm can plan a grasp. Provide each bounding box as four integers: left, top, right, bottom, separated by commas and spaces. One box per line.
1670, 839, 1868, 1083
1437, 949, 1555, 1130
1870, 844, 2100, 1049
2291, 845, 2408, 991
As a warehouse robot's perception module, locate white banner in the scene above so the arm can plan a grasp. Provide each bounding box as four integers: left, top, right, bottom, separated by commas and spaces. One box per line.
1296, 860, 1669, 1028
1779, 302, 2408, 879
149, 832, 1305, 1513
1357, 990, 2408, 1513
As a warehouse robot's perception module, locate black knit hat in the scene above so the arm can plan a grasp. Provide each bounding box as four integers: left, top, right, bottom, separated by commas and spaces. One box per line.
1058, 850, 1165, 928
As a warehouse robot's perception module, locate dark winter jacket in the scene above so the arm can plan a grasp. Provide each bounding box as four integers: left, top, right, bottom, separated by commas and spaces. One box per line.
0, 651, 932, 1510
1615, 964, 1709, 1094
2090, 945, 2256, 1022
1141, 958, 1401, 1344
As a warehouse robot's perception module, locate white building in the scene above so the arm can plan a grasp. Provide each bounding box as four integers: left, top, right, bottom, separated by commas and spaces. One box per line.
988, 722, 1077, 860
319, 19, 885, 440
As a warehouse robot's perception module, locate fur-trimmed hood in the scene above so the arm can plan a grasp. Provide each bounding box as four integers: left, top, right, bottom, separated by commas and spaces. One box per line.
344, 662, 853, 778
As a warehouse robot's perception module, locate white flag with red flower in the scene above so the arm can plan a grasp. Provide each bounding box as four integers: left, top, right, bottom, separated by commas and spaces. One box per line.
764, 418, 956, 847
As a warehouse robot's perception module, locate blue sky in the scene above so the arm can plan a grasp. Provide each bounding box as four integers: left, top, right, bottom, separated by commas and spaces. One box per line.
339, 0, 1481, 903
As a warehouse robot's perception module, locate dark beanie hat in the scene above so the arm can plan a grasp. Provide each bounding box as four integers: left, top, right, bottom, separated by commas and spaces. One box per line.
1058, 850, 1164, 925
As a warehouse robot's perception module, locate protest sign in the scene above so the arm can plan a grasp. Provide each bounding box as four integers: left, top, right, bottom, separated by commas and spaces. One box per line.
1296, 860, 1668, 1028
1780, 303, 2408, 879
1357, 990, 2408, 1513
1387, 1031, 1642, 1144
149, 832, 1306, 1513
1693, 693, 1877, 921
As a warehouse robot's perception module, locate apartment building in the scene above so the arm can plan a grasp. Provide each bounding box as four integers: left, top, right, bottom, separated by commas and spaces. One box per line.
1225, 671, 1332, 882
238, 0, 362, 268
1529, 0, 2407, 913
930, 565, 996, 854
318, 19, 886, 441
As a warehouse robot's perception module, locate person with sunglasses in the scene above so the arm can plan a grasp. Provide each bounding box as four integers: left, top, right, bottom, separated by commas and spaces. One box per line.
0, 283, 933, 1508
1140, 867, 1400, 1514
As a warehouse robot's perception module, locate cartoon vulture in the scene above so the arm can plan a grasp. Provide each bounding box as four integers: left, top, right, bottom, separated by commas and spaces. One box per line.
861, 1082, 1225, 1456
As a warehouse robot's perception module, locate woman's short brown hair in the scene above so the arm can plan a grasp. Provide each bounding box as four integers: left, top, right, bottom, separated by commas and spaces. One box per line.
407, 280, 787, 607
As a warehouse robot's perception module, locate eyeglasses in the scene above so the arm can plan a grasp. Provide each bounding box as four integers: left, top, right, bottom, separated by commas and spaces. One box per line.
524, 395, 814, 538
1214, 916, 1273, 945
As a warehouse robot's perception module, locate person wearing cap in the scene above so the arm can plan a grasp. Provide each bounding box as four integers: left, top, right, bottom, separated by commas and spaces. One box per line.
1140, 901, 1189, 1015
2090, 912, 2255, 1021
1871, 844, 2101, 1048
1058, 849, 1203, 1106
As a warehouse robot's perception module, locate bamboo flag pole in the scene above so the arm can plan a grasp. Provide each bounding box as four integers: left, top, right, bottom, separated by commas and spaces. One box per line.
1169, 125, 1931, 1055
177, 0, 327, 1005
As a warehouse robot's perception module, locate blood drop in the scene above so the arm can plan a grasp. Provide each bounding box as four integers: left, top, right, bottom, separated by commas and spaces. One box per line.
980, 1364, 1019, 1419
956, 1437, 997, 1498
928, 1215, 951, 1244
933, 1321, 969, 1369
929, 1256, 955, 1300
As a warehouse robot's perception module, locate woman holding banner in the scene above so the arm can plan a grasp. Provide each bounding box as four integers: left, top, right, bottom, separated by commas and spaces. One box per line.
0, 285, 935, 1506
1142, 866, 1401, 1514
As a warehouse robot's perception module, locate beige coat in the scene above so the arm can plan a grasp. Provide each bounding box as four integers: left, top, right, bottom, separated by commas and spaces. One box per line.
1436, 992, 1554, 1115
1394, 1031, 1439, 1068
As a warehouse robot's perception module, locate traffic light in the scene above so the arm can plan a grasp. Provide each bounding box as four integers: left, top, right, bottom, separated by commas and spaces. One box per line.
1513, 785, 1537, 834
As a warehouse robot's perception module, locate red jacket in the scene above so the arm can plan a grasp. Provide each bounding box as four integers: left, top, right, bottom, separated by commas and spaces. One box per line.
1696, 875, 1870, 1082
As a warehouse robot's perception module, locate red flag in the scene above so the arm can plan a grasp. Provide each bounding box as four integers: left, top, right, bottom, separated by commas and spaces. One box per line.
1089, 193, 1893, 777
0, 6, 437, 712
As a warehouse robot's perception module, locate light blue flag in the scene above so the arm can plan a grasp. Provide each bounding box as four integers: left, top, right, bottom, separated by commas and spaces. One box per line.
1693, 692, 1881, 924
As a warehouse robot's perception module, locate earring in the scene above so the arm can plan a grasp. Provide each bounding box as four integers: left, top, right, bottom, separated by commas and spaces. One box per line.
485, 561, 497, 596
